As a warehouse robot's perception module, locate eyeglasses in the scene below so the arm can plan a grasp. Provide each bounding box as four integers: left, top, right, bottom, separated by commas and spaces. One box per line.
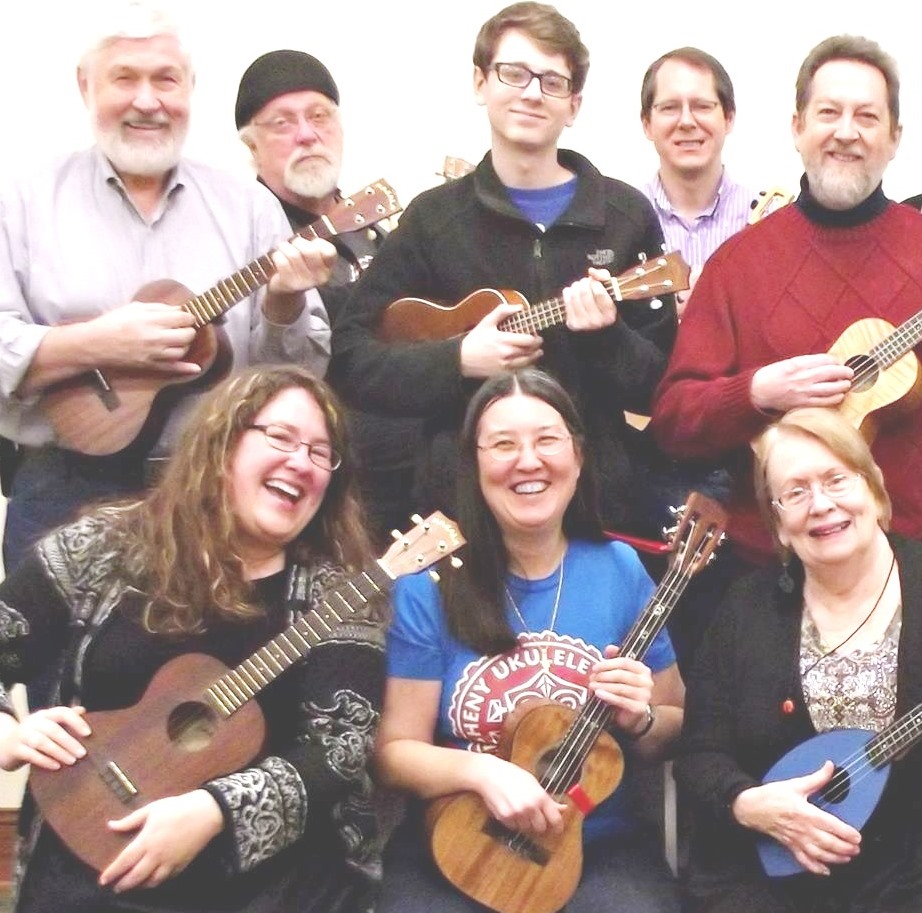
491, 62, 573, 98
247, 424, 342, 471
477, 432, 572, 462
251, 108, 337, 136
771, 471, 863, 512
650, 98, 722, 119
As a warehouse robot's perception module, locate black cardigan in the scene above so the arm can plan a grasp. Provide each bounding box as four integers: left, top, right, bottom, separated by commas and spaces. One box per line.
677, 535, 922, 911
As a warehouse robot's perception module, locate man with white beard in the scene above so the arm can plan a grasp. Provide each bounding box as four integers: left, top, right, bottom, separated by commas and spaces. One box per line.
0, 4, 336, 574
236, 51, 387, 301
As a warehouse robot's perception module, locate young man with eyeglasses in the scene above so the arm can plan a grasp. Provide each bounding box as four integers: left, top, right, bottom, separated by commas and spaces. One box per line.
333, 1, 676, 533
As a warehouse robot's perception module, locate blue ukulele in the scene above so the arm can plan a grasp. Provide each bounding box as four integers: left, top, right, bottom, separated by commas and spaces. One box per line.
757, 704, 922, 877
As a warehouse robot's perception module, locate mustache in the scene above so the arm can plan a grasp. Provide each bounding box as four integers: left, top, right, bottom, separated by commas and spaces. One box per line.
122, 114, 172, 127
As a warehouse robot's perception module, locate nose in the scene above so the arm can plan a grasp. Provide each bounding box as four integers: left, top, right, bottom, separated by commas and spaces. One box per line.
807, 484, 836, 513
284, 442, 315, 472
677, 101, 696, 127
132, 79, 160, 112
514, 440, 543, 469
833, 113, 859, 142
294, 115, 322, 144
520, 75, 544, 101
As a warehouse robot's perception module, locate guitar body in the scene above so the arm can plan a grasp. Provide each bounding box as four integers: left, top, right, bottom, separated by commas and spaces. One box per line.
426, 700, 624, 913
828, 317, 922, 441
377, 289, 527, 343
757, 727, 890, 878
41, 279, 233, 456
29, 652, 266, 872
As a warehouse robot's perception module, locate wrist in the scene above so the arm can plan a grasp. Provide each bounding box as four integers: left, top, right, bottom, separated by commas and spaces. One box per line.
626, 703, 656, 740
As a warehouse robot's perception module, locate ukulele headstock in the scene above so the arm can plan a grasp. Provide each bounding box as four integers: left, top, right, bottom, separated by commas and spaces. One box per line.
321, 180, 402, 235
665, 493, 728, 578
379, 512, 466, 579
749, 187, 794, 224
614, 250, 691, 302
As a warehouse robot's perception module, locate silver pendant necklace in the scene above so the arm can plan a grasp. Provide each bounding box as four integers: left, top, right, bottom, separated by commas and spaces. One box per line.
505, 557, 565, 673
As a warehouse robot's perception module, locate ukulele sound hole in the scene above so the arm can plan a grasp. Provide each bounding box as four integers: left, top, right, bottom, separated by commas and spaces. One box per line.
816, 766, 850, 806
844, 354, 880, 393
167, 701, 219, 752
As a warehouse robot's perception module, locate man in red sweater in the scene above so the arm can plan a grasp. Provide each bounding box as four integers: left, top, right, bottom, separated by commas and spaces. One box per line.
652, 35, 922, 572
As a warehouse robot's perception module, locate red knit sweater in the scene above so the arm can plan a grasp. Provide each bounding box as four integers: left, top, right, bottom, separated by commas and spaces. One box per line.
651, 200, 922, 562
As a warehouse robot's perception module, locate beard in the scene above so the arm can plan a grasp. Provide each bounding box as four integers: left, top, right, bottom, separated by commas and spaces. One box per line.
94, 114, 187, 178
283, 149, 340, 202
804, 156, 880, 211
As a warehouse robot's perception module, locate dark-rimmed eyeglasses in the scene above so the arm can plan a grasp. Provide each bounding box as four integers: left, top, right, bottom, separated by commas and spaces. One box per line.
247, 424, 342, 471
491, 62, 573, 98
771, 472, 862, 512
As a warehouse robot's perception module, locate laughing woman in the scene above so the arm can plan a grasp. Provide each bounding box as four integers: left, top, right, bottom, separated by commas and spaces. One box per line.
0, 365, 385, 913
678, 407, 922, 913
375, 368, 683, 913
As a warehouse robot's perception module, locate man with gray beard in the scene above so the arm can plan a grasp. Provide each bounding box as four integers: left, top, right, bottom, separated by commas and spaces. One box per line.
236, 50, 418, 546
0, 4, 336, 574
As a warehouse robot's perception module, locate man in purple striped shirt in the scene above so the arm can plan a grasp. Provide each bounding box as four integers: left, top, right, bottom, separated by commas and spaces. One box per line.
641, 48, 753, 318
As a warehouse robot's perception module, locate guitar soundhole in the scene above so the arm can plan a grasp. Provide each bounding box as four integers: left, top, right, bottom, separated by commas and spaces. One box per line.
167, 701, 218, 752
816, 766, 849, 806
845, 354, 880, 393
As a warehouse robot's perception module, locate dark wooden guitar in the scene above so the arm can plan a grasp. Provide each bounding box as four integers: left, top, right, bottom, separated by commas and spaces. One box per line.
758, 702, 922, 877
41, 180, 401, 456
827, 312, 922, 441
29, 511, 463, 873
376, 251, 689, 344
425, 494, 726, 913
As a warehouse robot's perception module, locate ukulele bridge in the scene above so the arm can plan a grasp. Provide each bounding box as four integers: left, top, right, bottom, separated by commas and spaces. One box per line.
101, 760, 139, 804
482, 818, 549, 865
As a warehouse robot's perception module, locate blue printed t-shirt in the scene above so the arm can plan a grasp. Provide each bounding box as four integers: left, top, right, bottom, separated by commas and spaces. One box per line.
388, 539, 676, 842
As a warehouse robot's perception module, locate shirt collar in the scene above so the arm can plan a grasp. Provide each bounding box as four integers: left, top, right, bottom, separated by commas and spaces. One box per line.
794, 173, 889, 227
649, 168, 728, 220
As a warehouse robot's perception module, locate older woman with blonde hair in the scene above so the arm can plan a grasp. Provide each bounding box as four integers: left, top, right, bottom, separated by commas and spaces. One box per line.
0, 365, 384, 913
677, 407, 922, 913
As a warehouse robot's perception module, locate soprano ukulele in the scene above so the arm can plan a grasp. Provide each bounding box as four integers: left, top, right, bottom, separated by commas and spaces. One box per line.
425, 494, 726, 913
375, 251, 689, 344
41, 180, 401, 457
758, 703, 922, 877
30, 512, 463, 873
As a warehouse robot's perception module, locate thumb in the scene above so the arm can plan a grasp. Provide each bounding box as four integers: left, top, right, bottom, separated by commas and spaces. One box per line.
108, 806, 147, 832
484, 301, 524, 327
795, 759, 836, 796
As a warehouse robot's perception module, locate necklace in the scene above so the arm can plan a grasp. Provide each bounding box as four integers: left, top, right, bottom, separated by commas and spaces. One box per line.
802, 551, 897, 677
505, 557, 565, 673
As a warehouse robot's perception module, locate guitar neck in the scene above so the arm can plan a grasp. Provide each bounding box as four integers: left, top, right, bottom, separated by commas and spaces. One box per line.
536, 563, 694, 793
204, 561, 391, 716
866, 701, 922, 767
180, 219, 338, 331
497, 279, 623, 335
871, 310, 922, 370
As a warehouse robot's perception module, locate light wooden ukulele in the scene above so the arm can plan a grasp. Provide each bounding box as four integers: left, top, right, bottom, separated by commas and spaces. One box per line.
827, 309, 922, 441
375, 251, 690, 343
425, 493, 726, 913
41, 180, 401, 457
29, 511, 463, 873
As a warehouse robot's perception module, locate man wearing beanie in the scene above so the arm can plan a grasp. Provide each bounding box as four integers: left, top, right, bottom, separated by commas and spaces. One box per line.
237, 49, 418, 547
0, 6, 336, 576
236, 49, 386, 291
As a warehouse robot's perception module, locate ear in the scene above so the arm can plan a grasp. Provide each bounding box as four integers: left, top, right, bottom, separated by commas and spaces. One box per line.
641, 114, 654, 141
473, 66, 488, 107
77, 65, 90, 106
888, 121, 903, 161
791, 111, 805, 153
725, 109, 735, 135
566, 92, 582, 127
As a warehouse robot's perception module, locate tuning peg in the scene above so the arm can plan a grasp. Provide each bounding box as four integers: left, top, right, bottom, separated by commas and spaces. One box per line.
649, 297, 663, 310
411, 513, 423, 525
637, 251, 648, 263
450, 557, 464, 569
390, 529, 403, 540
428, 570, 441, 583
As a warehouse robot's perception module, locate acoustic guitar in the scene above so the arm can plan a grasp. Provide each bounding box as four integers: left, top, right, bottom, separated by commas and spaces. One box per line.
827, 311, 922, 441
425, 493, 726, 913
758, 701, 922, 877
29, 511, 463, 873
375, 250, 690, 344
41, 180, 401, 457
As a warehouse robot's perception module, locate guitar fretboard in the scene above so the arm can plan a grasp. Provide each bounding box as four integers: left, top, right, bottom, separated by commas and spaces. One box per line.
204, 561, 390, 716
870, 310, 922, 371
181, 222, 332, 330
866, 702, 922, 767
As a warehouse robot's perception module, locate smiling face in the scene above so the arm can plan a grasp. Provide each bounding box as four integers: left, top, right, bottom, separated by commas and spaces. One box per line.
476, 393, 581, 546
642, 58, 733, 180
473, 29, 581, 157
78, 33, 191, 179
227, 386, 334, 574
766, 433, 885, 572
793, 59, 901, 210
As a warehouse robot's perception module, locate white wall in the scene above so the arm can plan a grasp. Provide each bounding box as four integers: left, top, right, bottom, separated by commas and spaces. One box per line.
2, 0, 921, 212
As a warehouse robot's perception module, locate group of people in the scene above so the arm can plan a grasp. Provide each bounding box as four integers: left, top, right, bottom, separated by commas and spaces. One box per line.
0, 1, 921, 912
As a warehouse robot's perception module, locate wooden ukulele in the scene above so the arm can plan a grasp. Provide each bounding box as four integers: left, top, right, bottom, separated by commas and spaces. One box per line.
438, 155, 475, 181
29, 511, 463, 873
827, 311, 922, 441
425, 494, 726, 913
41, 180, 401, 457
748, 187, 794, 224
758, 702, 922, 877
375, 251, 690, 344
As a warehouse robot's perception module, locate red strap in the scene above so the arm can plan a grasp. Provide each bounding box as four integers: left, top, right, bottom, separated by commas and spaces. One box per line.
566, 783, 596, 815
